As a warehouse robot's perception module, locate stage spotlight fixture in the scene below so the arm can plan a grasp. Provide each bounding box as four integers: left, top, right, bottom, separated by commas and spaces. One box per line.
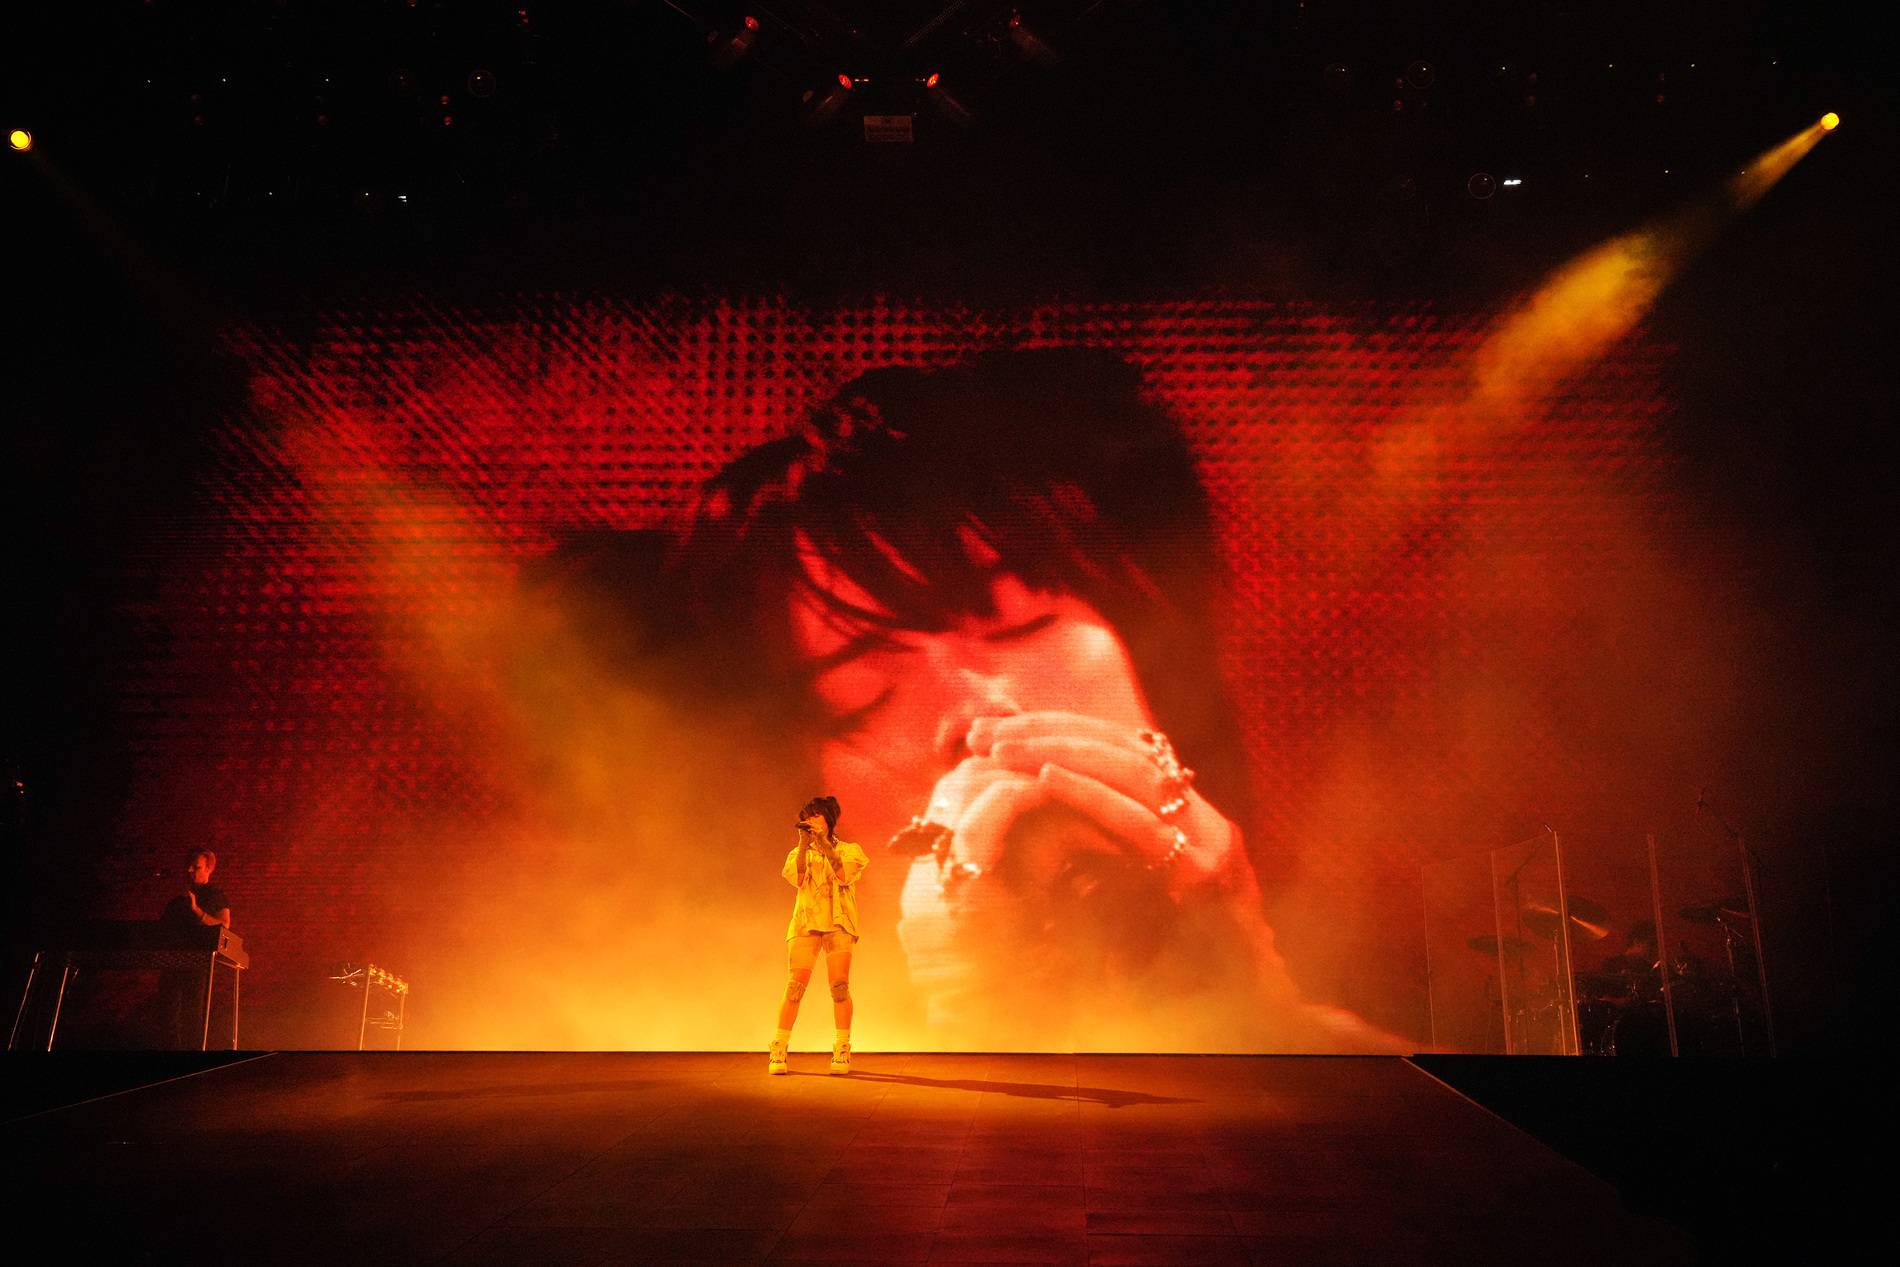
1404, 60, 1435, 91
713, 16, 762, 69
1820, 111, 1840, 130
467, 68, 497, 98
1006, 12, 1060, 65
925, 76, 975, 127
1728, 116, 1834, 208
7, 128, 30, 152
1324, 62, 1353, 94
803, 75, 854, 126
1467, 171, 1498, 200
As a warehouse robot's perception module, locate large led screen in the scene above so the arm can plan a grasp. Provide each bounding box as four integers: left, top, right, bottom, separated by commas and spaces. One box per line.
79, 293, 1760, 1053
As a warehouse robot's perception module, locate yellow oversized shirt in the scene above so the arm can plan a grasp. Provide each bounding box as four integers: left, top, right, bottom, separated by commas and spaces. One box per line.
783, 837, 869, 940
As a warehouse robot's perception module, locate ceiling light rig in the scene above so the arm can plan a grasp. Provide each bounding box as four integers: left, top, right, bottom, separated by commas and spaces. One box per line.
659, 1, 1093, 139
55, 2, 1836, 213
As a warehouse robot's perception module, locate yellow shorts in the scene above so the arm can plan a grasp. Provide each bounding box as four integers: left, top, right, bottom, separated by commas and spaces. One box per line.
788, 929, 858, 965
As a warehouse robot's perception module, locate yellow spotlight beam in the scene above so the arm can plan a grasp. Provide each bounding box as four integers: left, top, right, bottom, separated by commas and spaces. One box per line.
1356, 114, 1841, 513
1731, 114, 1835, 211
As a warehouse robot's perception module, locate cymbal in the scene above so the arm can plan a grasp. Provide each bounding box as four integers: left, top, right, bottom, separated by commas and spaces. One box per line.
1565, 894, 1610, 925
1521, 897, 1612, 940
1679, 896, 1752, 924
1467, 934, 1535, 959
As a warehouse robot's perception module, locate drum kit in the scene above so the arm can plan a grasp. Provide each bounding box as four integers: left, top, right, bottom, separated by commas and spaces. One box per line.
1463, 893, 1761, 1056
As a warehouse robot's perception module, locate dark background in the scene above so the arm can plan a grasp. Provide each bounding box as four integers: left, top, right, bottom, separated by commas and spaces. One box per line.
4, 1, 1892, 1052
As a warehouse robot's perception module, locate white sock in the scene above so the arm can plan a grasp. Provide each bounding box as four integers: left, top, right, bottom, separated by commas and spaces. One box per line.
773, 1028, 791, 1046
834, 1029, 850, 1047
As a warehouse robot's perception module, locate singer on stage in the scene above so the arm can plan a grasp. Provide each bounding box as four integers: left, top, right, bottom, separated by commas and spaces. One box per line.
770, 795, 868, 1075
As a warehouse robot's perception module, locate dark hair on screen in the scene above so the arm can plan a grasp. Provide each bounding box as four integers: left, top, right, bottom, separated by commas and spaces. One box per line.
799, 795, 841, 836
680, 346, 1260, 850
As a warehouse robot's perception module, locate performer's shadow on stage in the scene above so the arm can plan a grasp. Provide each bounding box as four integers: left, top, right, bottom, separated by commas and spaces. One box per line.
792, 1070, 1198, 1107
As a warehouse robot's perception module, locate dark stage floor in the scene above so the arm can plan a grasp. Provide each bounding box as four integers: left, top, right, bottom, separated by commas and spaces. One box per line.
5, 1052, 1693, 1265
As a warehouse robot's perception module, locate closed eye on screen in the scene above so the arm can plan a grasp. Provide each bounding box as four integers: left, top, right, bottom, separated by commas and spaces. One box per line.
814, 610, 1060, 673
804, 629, 911, 676
980, 612, 1058, 642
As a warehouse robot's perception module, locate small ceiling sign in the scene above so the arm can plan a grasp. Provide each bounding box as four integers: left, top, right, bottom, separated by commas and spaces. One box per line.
863, 115, 915, 143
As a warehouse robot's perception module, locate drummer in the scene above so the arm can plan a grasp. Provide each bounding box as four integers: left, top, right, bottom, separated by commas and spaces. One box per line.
1598, 920, 1661, 983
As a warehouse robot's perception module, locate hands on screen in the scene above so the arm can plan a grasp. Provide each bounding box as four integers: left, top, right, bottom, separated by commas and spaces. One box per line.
929, 710, 1244, 893
894, 709, 1279, 1042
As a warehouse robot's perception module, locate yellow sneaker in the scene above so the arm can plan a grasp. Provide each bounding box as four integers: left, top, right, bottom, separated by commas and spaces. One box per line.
828, 1039, 851, 1075
767, 1040, 789, 1075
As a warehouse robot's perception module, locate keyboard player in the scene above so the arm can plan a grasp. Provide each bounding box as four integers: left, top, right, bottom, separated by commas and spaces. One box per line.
155, 849, 232, 1046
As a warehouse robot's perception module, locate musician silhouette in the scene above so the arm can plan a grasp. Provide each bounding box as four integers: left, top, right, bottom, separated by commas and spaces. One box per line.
154, 849, 232, 1048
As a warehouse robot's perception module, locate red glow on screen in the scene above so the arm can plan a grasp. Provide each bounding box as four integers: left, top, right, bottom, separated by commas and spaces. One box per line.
89, 295, 1721, 1053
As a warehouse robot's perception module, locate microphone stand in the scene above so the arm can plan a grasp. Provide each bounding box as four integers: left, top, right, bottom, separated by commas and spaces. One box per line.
1645, 832, 1681, 1057
1695, 788, 1778, 1057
